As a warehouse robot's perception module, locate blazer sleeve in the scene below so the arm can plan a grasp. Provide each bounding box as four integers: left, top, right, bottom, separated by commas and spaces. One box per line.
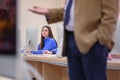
46, 8, 64, 24
96, 0, 119, 49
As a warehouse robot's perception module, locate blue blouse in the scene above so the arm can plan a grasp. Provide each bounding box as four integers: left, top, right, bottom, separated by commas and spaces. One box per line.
30, 37, 57, 54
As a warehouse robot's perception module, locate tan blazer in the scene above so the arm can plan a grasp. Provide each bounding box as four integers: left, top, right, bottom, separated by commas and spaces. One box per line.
47, 0, 119, 55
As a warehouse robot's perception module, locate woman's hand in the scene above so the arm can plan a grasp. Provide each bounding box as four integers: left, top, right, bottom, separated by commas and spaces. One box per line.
26, 50, 30, 53
43, 50, 53, 54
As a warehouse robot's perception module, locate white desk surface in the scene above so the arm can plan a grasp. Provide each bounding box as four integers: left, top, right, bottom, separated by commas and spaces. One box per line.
22, 54, 120, 69
22, 54, 67, 66
0, 76, 13, 80
107, 54, 120, 69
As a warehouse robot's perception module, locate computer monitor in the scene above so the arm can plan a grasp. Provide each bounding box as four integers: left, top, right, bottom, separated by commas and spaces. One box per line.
57, 24, 64, 43
0, 0, 17, 78
56, 25, 64, 57
25, 27, 38, 51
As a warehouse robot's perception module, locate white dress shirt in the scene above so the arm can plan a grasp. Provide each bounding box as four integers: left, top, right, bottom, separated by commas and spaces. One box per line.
64, 0, 74, 31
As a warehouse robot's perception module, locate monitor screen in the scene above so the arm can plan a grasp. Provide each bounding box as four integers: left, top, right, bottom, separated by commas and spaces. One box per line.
26, 27, 38, 51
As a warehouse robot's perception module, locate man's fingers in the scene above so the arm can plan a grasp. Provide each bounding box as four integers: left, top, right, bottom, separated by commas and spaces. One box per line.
33, 6, 38, 9
28, 9, 34, 12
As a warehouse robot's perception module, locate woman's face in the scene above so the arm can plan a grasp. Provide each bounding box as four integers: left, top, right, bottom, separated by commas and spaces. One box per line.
42, 27, 49, 38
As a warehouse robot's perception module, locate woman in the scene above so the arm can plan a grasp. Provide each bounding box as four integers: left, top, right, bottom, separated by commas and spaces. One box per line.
26, 25, 57, 54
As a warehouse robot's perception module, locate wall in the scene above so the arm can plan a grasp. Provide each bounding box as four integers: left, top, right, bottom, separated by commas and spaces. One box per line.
18, 0, 65, 49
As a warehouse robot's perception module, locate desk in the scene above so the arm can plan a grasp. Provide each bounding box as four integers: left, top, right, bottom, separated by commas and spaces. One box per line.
23, 54, 68, 80
107, 54, 120, 80
23, 54, 120, 80
0, 76, 13, 80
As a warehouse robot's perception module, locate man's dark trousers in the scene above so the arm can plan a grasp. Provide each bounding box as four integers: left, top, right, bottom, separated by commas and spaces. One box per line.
66, 31, 109, 80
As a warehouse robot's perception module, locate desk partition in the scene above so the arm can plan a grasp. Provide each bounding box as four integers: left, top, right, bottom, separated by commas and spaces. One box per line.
23, 54, 120, 80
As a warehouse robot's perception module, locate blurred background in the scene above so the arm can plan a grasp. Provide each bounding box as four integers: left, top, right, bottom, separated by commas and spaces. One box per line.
0, 0, 16, 55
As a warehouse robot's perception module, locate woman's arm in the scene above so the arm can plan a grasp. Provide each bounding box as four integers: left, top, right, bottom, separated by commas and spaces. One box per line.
47, 8, 64, 24
30, 50, 42, 54
30, 38, 57, 54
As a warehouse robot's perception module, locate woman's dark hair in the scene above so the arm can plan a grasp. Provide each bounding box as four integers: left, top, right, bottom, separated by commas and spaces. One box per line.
40, 25, 57, 49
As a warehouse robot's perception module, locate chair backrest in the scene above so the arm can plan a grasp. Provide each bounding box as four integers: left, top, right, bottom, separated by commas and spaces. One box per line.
111, 21, 120, 54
